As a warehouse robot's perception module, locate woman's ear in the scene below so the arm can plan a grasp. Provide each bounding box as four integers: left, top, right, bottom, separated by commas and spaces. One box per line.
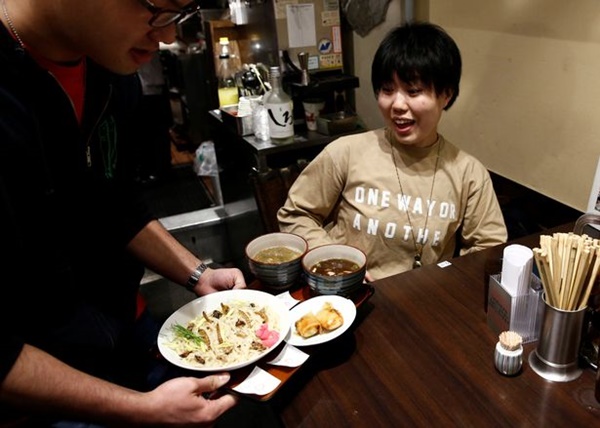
442, 90, 453, 109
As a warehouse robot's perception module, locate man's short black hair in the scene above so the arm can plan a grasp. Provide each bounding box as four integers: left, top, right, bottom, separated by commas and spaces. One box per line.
371, 21, 462, 110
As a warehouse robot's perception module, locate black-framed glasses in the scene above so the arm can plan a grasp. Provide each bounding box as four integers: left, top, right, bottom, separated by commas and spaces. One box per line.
138, 0, 201, 28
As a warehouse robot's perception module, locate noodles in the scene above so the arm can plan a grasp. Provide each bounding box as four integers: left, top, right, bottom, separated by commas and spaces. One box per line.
166, 299, 281, 368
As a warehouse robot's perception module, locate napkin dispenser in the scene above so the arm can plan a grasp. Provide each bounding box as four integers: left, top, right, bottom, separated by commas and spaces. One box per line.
487, 273, 544, 343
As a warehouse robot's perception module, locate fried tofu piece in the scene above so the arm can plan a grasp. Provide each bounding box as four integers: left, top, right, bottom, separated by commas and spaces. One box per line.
295, 312, 321, 338
315, 302, 344, 332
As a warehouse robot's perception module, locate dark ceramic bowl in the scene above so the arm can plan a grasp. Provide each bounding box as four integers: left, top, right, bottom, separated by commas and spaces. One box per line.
246, 232, 308, 292
302, 244, 367, 297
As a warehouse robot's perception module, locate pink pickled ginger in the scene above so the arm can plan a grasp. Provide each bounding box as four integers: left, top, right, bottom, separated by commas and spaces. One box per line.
255, 323, 280, 348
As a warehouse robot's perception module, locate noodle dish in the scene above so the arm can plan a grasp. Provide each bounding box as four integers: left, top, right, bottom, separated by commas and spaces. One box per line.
157, 289, 291, 371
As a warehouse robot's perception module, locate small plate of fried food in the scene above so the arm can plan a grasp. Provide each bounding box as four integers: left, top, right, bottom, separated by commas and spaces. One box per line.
286, 295, 356, 346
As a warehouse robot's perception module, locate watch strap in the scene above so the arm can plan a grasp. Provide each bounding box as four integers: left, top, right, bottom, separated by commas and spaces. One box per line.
185, 262, 208, 292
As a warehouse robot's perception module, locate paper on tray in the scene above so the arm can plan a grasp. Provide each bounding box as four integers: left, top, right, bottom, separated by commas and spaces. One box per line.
232, 367, 281, 395
231, 344, 309, 396
268, 343, 309, 367
276, 291, 302, 309
501, 244, 534, 296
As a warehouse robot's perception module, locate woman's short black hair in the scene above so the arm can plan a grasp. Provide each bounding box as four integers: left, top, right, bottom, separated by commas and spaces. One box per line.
371, 21, 462, 110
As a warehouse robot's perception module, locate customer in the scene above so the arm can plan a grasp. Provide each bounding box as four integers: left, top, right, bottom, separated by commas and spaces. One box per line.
278, 21, 507, 280
0, 0, 244, 426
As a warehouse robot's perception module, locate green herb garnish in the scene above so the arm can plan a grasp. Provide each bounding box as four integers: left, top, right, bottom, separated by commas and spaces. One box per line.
172, 323, 204, 346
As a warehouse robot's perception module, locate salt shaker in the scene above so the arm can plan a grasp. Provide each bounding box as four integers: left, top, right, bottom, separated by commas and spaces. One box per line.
494, 331, 523, 376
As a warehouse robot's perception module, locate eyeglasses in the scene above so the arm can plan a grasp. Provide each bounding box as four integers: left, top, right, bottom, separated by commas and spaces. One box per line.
138, 0, 201, 28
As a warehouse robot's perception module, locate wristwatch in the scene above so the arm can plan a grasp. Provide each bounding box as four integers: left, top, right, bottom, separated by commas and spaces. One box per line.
185, 262, 208, 292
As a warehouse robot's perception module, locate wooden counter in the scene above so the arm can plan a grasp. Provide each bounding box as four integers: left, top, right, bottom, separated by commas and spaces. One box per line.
270, 223, 600, 426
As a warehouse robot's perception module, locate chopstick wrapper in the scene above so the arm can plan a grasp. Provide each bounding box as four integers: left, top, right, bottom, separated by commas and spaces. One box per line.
501, 245, 534, 296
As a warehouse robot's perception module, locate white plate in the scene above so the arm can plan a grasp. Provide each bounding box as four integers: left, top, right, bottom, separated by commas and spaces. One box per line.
286, 295, 356, 346
157, 289, 291, 372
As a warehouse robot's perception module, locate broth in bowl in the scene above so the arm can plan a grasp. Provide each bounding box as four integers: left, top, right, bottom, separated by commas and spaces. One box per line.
310, 258, 360, 276
254, 246, 302, 264
302, 244, 367, 297
246, 232, 308, 291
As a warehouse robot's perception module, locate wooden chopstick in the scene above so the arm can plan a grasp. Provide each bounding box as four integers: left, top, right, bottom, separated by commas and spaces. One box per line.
533, 233, 600, 311
578, 246, 600, 310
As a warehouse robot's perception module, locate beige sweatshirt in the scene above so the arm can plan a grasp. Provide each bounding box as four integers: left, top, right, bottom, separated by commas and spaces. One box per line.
278, 128, 507, 280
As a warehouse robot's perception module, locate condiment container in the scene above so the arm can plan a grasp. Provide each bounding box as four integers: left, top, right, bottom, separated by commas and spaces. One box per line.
494, 331, 523, 376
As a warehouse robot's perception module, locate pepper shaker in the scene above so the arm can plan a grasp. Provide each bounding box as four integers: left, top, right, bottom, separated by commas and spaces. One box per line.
494, 331, 523, 376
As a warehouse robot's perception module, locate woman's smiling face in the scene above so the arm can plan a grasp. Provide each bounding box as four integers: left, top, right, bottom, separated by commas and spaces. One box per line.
377, 74, 451, 148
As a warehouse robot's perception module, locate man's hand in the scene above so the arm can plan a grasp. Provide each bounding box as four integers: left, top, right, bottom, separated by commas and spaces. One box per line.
196, 267, 246, 295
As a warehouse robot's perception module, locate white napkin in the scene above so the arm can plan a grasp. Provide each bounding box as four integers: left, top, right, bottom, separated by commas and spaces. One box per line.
501, 244, 534, 296
267, 343, 310, 367
276, 291, 302, 309
232, 367, 281, 395
231, 344, 309, 396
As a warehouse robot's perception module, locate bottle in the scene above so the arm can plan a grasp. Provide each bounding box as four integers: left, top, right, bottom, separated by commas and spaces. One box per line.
264, 66, 294, 141
217, 37, 239, 107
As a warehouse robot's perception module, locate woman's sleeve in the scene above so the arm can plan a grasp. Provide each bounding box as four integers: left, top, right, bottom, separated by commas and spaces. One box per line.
459, 164, 508, 255
278, 145, 346, 247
